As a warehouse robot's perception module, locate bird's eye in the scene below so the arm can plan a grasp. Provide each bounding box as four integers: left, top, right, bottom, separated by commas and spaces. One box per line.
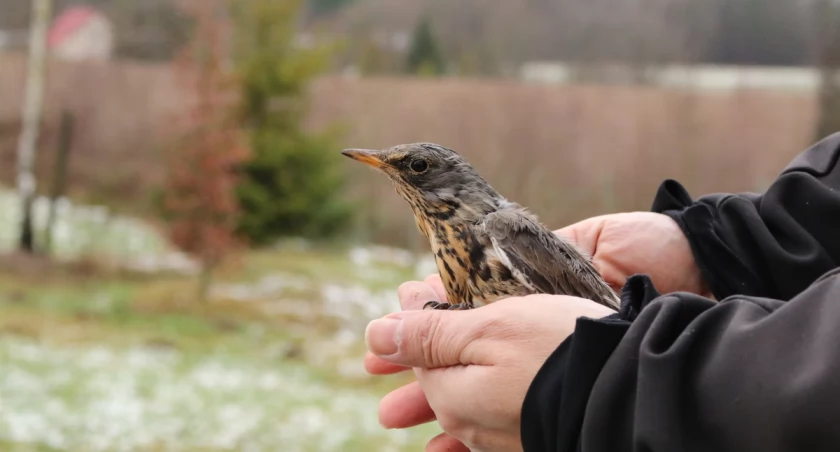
409, 159, 429, 173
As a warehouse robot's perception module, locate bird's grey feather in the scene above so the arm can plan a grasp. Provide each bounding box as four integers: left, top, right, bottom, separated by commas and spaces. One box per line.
480, 206, 621, 310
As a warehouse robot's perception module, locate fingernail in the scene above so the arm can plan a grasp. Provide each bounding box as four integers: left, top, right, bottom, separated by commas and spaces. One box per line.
365, 318, 401, 356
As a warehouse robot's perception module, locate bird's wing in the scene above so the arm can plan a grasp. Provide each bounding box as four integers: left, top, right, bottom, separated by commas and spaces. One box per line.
480, 208, 619, 307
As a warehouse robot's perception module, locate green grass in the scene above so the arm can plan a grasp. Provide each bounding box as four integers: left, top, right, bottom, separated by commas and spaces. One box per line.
0, 245, 441, 451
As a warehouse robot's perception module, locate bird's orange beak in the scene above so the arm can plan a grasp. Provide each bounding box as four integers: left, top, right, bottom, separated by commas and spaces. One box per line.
341, 148, 387, 169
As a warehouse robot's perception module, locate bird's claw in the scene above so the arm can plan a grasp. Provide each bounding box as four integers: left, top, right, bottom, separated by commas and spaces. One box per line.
423, 301, 471, 311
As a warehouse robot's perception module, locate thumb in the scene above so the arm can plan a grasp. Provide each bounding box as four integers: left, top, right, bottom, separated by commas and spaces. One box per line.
365, 309, 488, 369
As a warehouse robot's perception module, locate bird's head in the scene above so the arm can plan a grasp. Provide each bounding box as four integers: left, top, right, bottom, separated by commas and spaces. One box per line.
341, 143, 504, 221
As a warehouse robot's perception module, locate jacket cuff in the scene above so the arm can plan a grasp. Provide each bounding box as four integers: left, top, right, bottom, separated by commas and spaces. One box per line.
520, 275, 661, 452
650, 179, 744, 301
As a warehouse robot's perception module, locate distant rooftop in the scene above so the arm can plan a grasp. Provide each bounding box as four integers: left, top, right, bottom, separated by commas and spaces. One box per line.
47, 5, 102, 48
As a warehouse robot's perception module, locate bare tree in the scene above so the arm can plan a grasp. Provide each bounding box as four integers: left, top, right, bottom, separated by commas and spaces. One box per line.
16, 0, 52, 253
43, 109, 74, 255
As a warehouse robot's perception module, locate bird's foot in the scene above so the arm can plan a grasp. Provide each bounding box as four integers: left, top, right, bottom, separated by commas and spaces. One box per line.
422, 301, 471, 311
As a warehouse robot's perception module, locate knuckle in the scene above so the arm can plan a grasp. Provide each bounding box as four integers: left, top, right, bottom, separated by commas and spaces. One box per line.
436, 413, 466, 437
440, 417, 480, 449
411, 313, 461, 368
476, 314, 505, 334
458, 426, 481, 450
418, 313, 444, 366
478, 307, 513, 333
475, 305, 525, 342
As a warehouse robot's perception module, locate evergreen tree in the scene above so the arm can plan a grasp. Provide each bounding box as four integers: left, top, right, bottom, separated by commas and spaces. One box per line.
230, 0, 352, 245
308, 0, 356, 17
405, 16, 446, 75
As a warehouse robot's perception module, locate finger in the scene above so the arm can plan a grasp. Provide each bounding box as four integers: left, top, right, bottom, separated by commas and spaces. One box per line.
554, 215, 610, 256
369, 279, 443, 374
397, 280, 441, 311
366, 309, 490, 368
364, 351, 410, 375
367, 280, 444, 375
379, 380, 436, 429
423, 274, 448, 302
426, 432, 470, 452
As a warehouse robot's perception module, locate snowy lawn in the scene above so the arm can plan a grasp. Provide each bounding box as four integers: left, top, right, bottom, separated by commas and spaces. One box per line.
0, 336, 430, 452
0, 229, 442, 451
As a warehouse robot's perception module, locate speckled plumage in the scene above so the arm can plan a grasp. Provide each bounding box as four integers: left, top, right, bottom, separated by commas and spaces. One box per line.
341, 143, 621, 311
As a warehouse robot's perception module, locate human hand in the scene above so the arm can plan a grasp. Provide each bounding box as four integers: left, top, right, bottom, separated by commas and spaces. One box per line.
364, 275, 616, 452
556, 212, 711, 298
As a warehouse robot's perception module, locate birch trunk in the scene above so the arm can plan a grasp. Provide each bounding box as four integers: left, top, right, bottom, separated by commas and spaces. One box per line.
16, 0, 52, 253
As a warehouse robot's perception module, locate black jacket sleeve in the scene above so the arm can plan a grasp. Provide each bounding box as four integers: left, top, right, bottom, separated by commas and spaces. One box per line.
522, 269, 840, 452
650, 132, 840, 301
521, 134, 840, 451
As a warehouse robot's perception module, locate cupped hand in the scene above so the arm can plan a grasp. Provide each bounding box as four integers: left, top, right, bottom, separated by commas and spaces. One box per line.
364, 275, 615, 452
363, 211, 706, 450
556, 212, 711, 298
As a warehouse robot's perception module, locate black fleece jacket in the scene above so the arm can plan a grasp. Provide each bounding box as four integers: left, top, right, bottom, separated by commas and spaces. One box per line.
520, 132, 840, 452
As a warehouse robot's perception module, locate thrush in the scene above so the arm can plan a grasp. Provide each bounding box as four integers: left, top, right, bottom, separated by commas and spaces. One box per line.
341, 143, 620, 311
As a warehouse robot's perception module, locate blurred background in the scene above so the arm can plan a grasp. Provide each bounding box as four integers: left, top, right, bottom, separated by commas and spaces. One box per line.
0, 0, 837, 450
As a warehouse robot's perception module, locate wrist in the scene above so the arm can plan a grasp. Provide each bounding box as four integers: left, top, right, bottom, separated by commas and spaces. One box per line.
659, 210, 715, 299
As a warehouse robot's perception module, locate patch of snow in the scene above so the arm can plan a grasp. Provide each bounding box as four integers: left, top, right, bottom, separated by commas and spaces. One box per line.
349, 245, 415, 268
414, 255, 439, 279
211, 273, 311, 302
0, 186, 199, 274
0, 337, 437, 450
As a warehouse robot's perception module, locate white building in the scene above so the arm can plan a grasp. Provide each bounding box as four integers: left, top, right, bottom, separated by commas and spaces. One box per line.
47, 6, 114, 61
518, 61, 826, 92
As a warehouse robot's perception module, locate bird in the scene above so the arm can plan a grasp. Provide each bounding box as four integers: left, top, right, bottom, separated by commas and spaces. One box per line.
341, 143, 621, 311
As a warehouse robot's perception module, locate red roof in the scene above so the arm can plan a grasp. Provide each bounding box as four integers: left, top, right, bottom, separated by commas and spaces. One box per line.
48, 6, 100, 47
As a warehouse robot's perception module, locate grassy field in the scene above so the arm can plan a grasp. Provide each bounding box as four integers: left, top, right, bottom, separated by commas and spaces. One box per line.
0, 241, 442, 451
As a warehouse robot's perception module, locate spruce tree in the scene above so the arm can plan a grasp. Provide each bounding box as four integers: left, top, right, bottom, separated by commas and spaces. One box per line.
405, 16, 446, 75
230, 0, 352, 245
